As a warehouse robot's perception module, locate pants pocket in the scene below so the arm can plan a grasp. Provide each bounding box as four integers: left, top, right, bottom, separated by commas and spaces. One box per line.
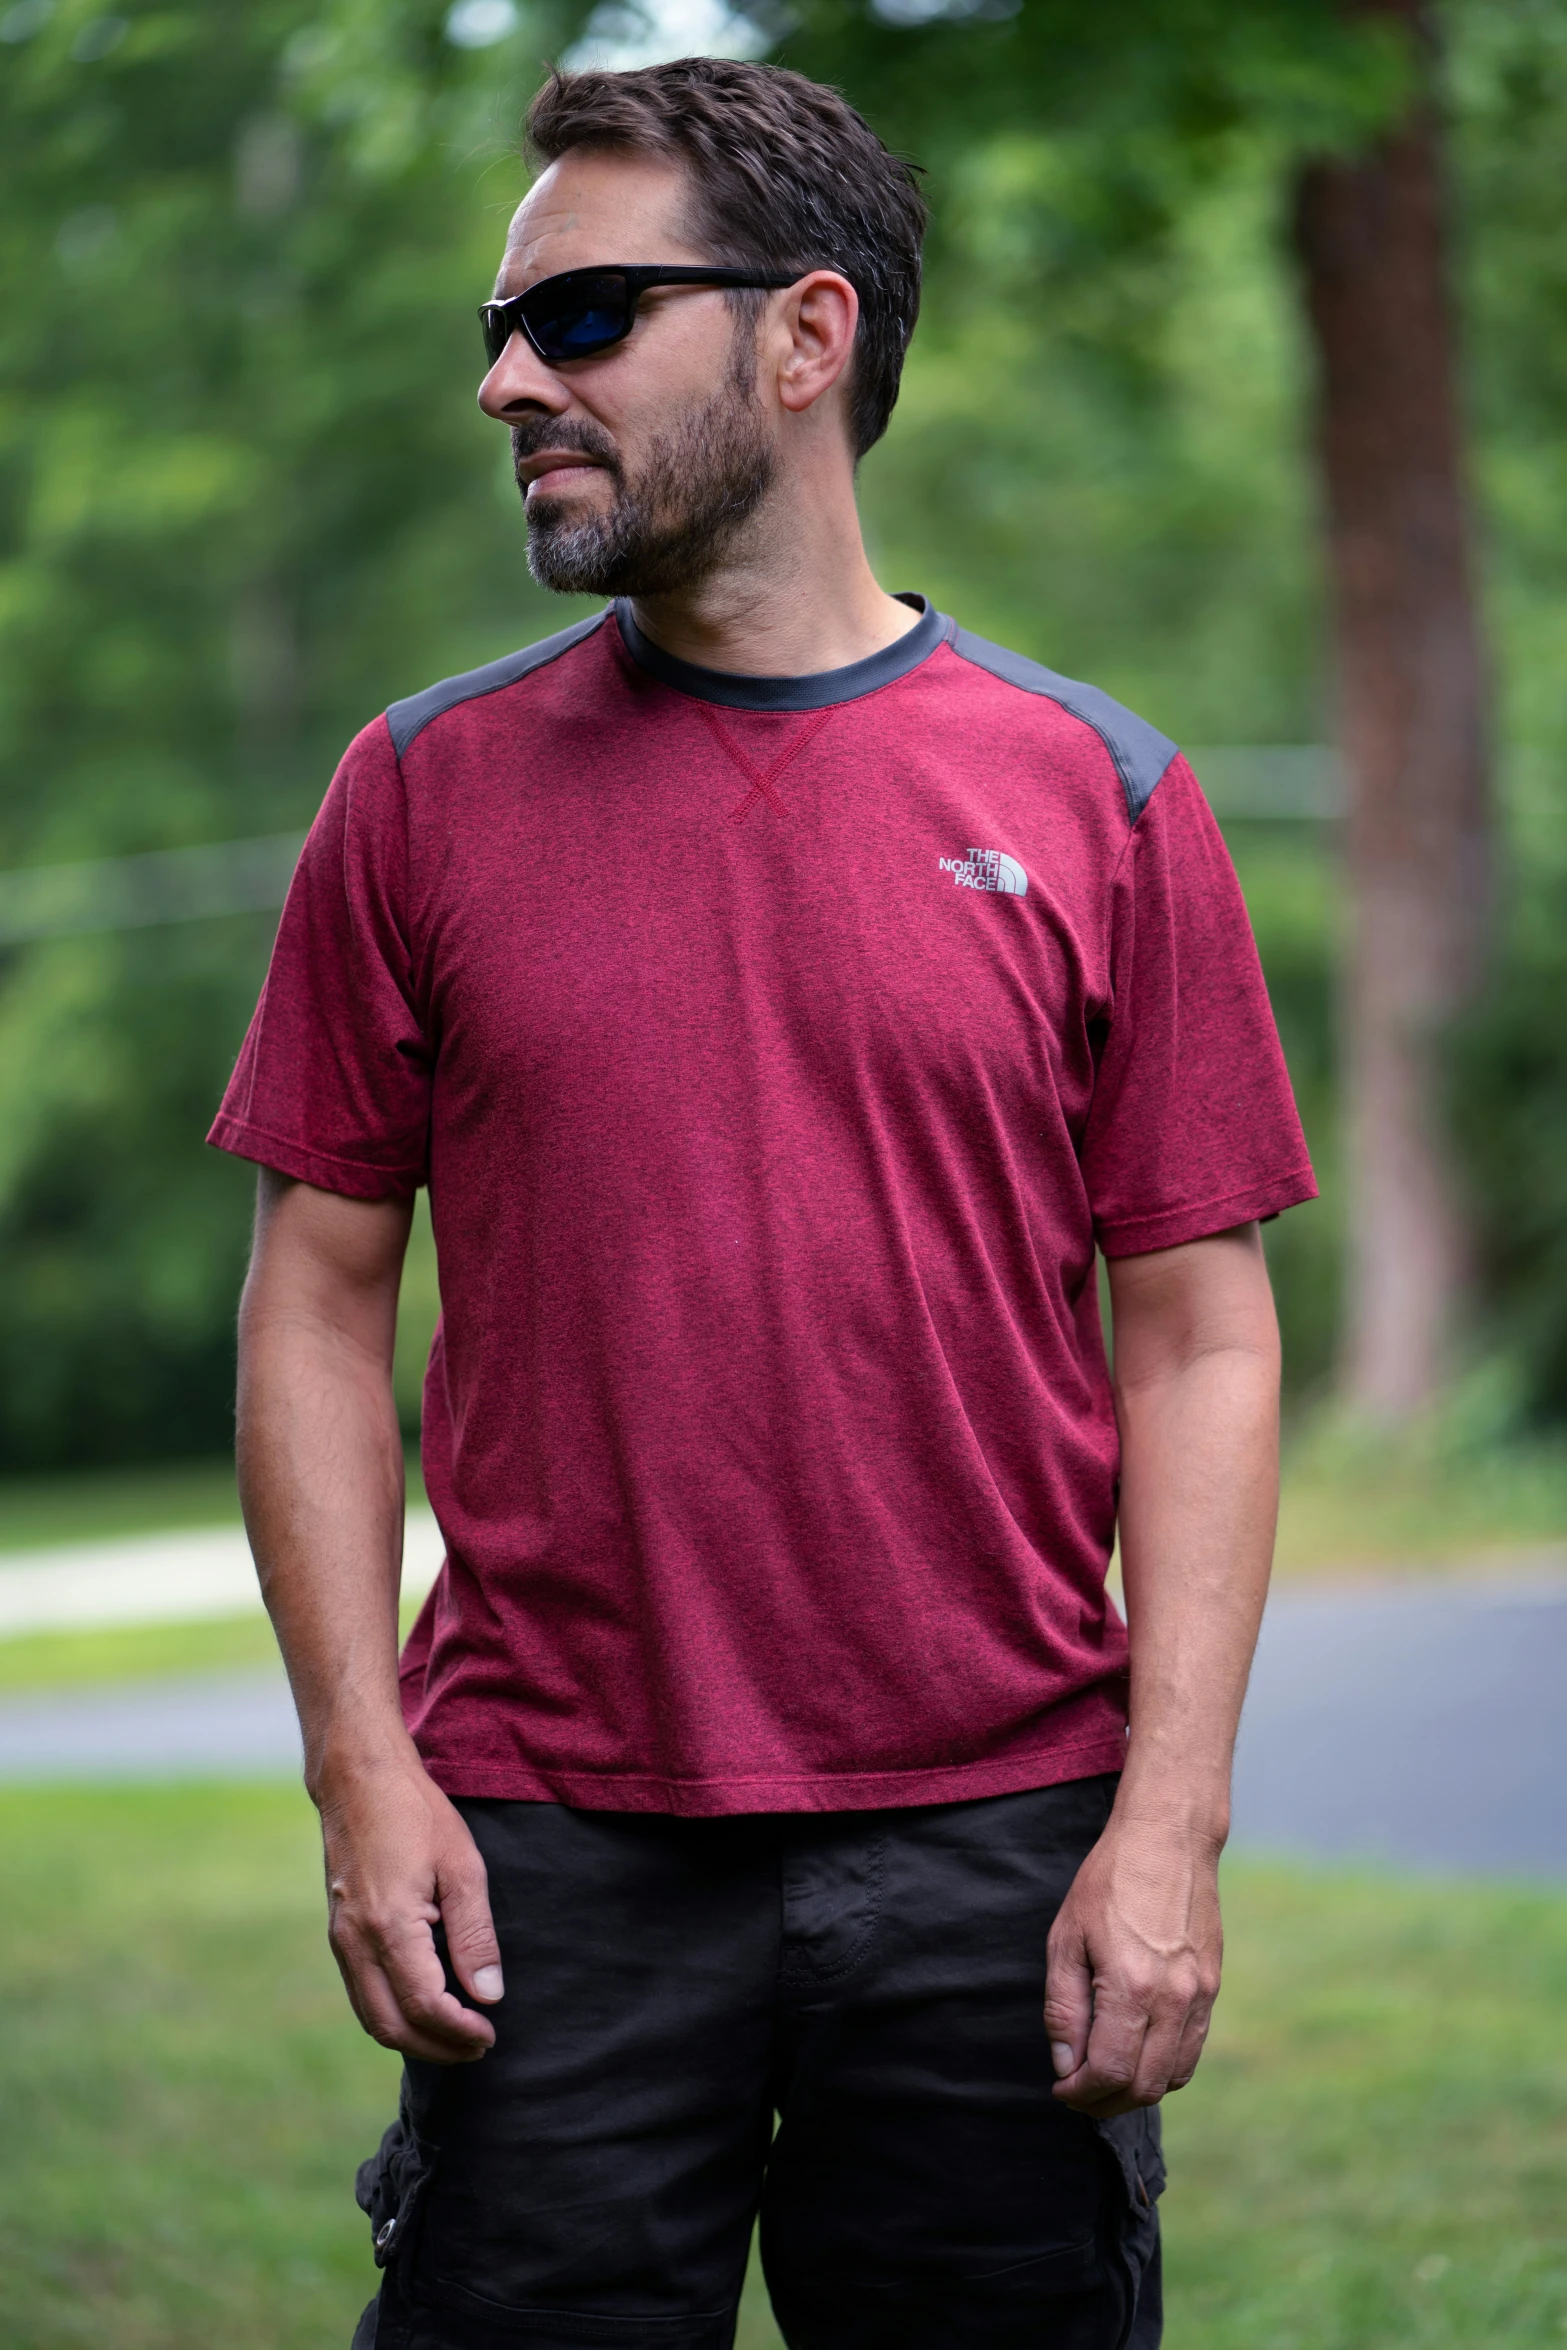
1093, 2107, 1164, 2349
357, 2091, 439, 2273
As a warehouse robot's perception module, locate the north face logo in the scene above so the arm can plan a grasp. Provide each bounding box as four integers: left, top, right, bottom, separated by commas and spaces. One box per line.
939, 847, 1028, 897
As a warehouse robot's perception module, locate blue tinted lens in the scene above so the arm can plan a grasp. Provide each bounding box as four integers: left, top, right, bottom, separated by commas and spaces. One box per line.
526, 275, 632, 361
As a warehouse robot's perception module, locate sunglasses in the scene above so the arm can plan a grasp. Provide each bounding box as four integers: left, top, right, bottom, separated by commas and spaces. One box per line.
479, 265, 797, 369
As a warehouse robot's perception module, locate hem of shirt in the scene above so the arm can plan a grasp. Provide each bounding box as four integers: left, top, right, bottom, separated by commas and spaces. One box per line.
206, 1112, 422, 1201
1096, 1164, 1317, 1259
411, 1728, 1130, 1818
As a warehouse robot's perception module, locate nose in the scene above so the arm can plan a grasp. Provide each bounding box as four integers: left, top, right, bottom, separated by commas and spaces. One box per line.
478, 330, 570, 424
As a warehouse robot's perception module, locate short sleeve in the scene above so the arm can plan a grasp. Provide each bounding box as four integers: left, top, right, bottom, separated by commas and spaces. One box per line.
1081, 757, 1316, 1257
207, 718, 430, 1199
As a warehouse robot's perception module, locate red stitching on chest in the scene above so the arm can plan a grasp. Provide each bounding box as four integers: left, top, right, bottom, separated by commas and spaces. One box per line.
693, 702, 840, 822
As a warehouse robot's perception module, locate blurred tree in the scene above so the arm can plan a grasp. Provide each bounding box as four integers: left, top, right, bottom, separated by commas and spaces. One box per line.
1450, 828, 1567, 1424
770, 0, 1497, 1422
1444, 0, 1567, 1425
1293, 0, 1489, 1422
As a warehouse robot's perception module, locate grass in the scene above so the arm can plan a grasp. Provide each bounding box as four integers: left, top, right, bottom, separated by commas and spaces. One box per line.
0, 1454, 430, 1555
1275, 1403, 1567, 1577
1160, 1867, 1567, 2347
0, 1788, 1563, 2349
0, 1459, 242, 1553
0, 1604, 430, 1695
0, 1786, 396, 2350
0, 1614, 282, 1692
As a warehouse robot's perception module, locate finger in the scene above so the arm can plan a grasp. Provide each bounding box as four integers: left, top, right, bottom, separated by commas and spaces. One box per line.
328, 1933, 380, 2040
352, 1954, 494, 2064
1166, 1996, 1215, 2093
1053, 1984, 1150, 2112
1127, 2002, 1188, 2105
436, 1840, 504, 2006
329, 1915, 457, 2057
1043, 1916, 1094, 2083
363, 1913, 497, 2059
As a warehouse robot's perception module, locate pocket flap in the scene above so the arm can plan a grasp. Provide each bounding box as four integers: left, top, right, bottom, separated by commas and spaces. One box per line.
356, 2110, 435, 2270
1094, 2104, 1166, 2209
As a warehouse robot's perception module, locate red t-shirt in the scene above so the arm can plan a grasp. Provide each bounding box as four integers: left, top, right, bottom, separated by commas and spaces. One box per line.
211, 598, 1314, 1815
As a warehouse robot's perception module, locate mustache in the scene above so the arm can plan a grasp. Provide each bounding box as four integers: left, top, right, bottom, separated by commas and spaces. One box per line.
510, 417, 623, 486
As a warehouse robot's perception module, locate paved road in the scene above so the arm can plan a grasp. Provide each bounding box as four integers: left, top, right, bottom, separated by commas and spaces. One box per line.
0, 1666, 301, 1779
1231, 1572, 1567, 1875
1, 1575, 1564, 1875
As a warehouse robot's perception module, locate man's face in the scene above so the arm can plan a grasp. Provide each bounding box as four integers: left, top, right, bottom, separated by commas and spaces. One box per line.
479, 150, 776, 598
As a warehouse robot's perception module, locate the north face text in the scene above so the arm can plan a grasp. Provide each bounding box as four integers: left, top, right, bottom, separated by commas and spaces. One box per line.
939, 848, 1028, 897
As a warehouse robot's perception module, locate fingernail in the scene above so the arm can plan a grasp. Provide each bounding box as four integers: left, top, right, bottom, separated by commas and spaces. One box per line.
473, 1966, 504, 2002
1051, 2042, 1076, 2077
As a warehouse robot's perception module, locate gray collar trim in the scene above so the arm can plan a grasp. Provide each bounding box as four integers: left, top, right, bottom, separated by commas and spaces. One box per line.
612, 594, 947, 712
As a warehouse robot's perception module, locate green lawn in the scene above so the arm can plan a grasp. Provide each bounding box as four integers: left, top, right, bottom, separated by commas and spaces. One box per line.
0, 1605, 421, 1695
1273, 1413, 1567, 1579
0, 1787, 1562, 2349
0, 1614, 282, 1692
1164, 1870, 1567, 2347
0, 1454, 430, 1555
0, 1459, 243, 1553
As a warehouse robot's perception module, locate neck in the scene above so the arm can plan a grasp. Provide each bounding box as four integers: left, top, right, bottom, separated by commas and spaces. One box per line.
625, 442, 916, 678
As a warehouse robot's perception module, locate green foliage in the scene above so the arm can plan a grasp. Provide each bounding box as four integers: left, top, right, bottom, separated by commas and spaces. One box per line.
857, 148, 1324, 744
1442, 6, 1567, 1426
1451, 828, 1567, 1423
3, 0, 1567, 1461
0, 0, 590, 1465
771, 0, 1410, 187
1226, 824, 1340, 1399
0, 1451, 240, 1550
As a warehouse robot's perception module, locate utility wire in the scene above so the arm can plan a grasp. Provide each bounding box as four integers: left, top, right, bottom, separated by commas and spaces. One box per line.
0, 833, 306, 946
0, 749, 1342, 948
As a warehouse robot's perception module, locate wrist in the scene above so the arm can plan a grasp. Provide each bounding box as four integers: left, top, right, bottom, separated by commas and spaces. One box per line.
1109, 1778, 1231, 1850
305, 1715, 425, 1810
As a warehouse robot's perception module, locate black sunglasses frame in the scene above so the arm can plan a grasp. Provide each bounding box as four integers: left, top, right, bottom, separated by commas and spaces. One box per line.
479, 265, 797, 369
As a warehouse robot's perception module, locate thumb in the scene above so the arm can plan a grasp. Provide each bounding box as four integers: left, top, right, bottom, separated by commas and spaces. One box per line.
1044, 1910, 1093, 2082
436, 1836, 504, 2007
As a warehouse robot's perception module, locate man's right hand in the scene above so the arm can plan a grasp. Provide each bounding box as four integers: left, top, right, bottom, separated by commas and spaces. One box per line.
317, 1745, 505, 2064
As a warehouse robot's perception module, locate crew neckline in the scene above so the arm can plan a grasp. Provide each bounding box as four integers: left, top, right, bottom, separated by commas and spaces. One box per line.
612, 594, 948, 713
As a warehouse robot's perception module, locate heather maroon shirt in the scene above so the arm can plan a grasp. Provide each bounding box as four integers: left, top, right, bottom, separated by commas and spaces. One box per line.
211, 598, 1314, 1815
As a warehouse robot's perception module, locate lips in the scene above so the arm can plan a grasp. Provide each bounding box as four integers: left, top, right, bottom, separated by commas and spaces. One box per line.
521, 454, 606, 496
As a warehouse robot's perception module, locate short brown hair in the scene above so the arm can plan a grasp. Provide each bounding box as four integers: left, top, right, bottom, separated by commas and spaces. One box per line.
525, 58, 927, 457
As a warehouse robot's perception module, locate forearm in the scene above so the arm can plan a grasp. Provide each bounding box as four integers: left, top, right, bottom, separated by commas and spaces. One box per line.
237, 1182, 416, 1800
1045, 1226, 1281, 2113
236, 1173, 500, 2060
1113, 1332, 1279, 1843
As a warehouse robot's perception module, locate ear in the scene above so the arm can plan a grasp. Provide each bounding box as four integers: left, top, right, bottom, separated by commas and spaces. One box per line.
774, 270, 859, 420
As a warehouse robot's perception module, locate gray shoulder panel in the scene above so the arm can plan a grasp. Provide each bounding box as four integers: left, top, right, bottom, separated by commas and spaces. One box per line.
385, 610, 610, 758
948, 626, 1179, 823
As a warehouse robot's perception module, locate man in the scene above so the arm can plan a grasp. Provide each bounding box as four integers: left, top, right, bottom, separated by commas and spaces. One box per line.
215, 56, 1314, 2350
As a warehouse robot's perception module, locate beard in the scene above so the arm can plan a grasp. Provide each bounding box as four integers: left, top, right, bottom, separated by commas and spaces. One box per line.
515, 345, 776, 600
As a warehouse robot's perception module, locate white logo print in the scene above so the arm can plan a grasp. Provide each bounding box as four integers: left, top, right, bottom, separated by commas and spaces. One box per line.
939, 847, 1028, 898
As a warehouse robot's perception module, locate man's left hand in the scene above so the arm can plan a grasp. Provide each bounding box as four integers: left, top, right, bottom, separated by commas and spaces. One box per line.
1043, 1812, 1223, 2117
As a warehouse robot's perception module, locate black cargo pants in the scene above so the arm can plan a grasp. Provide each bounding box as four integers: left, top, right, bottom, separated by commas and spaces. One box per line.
354, 1775, 1163, 2350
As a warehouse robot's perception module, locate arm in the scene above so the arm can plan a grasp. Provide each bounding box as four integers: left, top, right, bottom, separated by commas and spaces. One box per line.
1045, 1220, 1279, 2116
238, 1168, 502, 2063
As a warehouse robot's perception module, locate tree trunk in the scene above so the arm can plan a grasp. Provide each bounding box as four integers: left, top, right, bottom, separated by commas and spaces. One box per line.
1292, 0, 1490, 1422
